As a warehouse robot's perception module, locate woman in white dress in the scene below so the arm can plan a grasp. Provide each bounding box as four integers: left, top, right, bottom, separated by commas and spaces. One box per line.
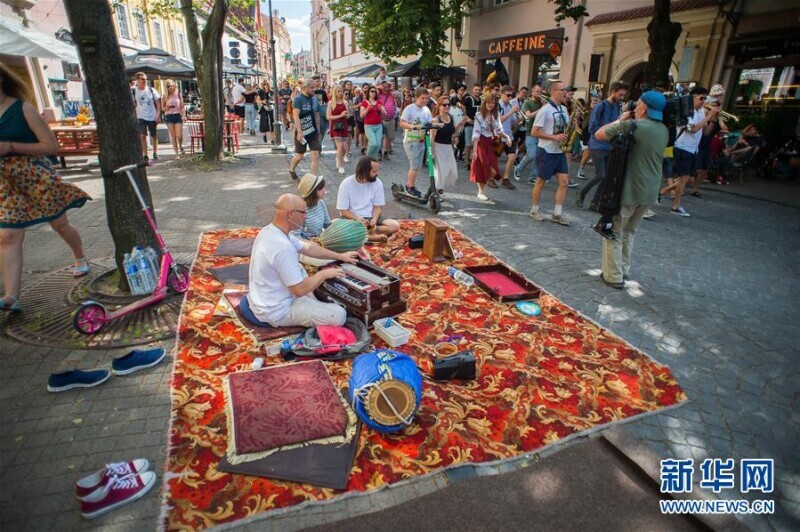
431, 96, 463, 194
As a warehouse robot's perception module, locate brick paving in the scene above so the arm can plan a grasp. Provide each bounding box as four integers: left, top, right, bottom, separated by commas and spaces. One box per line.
1, 129, 798, 530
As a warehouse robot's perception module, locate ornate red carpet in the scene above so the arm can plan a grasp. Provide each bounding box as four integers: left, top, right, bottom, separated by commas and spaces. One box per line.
162, 222, 686, 530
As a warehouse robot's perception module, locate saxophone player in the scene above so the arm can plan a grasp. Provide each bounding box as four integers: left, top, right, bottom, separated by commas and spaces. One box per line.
529, 80, 572, 226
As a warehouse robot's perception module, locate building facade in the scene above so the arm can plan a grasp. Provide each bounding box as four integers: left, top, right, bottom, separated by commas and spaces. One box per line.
310, 0, 330, 82
293, 49, 314, 80
461, 0, 799, 103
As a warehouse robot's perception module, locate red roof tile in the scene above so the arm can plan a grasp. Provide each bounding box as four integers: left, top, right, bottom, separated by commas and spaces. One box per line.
585, 0, 718, 27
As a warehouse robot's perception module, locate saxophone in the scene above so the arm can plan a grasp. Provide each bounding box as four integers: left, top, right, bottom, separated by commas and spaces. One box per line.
560, 100, 585, 153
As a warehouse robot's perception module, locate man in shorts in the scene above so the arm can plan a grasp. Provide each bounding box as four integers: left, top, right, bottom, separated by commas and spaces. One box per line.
132, 72, 162, 160
289, 79, 322, 180
529, 80, 571, 226
398, 87, 433, 197
232, 78, 246, 134
659, 86, 718, 217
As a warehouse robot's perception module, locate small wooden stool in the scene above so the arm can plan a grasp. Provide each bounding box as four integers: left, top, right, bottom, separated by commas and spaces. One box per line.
423, 219, 455, 262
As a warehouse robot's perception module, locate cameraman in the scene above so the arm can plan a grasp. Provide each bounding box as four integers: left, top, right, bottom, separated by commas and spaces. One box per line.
594, 92, 668, 289
660, 86, 719, 216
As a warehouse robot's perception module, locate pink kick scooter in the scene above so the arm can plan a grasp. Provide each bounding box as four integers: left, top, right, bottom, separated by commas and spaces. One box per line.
73, 162, 190, 334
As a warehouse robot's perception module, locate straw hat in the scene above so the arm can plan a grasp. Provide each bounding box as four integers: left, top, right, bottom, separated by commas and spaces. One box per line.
298, 173, 323, 199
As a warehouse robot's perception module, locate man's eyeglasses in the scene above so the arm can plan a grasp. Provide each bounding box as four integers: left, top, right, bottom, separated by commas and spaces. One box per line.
291, 209, 307, 215
697, 96, 707, 100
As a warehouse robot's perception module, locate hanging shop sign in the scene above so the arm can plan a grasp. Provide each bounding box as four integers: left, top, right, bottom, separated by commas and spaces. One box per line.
478, 28, 565, 60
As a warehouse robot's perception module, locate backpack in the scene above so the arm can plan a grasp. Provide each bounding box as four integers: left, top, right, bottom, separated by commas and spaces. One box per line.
280, 318, 372, 361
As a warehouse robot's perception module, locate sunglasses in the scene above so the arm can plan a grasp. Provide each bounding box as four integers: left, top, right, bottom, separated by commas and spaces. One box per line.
697, 96, 708, 100
441, 103, 450, 107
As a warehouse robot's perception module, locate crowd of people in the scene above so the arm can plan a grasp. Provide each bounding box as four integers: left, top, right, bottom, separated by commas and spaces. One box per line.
277, 68, 764, 293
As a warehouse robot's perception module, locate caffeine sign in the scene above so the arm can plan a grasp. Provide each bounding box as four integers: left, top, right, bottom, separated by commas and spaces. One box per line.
478, 28, 565, 60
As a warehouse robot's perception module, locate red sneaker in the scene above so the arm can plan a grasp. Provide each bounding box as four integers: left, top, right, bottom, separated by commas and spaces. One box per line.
80, 472, 156, 519
75, 459, 150, 499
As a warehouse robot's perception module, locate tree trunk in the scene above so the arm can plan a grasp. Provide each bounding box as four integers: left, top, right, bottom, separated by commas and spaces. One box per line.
64, 0, 159, 291
181, 0, 228, 161
645, 0, 682, 90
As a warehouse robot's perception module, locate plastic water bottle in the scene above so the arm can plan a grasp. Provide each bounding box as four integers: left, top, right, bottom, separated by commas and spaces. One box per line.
133, 247, 154, 293
143, 246, 160, 286
447, 267, 474, 287
124, 252, 143, 295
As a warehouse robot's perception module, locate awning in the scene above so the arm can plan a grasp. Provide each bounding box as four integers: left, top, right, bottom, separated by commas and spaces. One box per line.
388, 60, 466, 78
124, 47, 194, 78
341, 63, 383, 79
0, 17, 80, 63
223, 57, 261, 77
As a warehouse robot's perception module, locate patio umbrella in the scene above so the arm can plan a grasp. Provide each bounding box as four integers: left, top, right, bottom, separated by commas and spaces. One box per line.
0, 17, 79, 63
123, 47, 194, 78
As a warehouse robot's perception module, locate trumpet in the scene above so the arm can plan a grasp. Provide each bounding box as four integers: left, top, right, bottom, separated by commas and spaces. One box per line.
704, 104, 738, 122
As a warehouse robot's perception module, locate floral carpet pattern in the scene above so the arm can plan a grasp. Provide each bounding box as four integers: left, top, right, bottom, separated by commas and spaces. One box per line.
162, 222, 686, 530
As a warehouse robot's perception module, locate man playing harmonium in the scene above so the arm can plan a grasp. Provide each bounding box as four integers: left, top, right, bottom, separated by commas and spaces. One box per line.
247, 194, 359, 327
336, 156, 400, 242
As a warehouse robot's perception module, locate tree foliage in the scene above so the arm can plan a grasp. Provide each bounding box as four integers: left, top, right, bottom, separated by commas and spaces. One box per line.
328, 0, 470, 69
547, 0, 589, 23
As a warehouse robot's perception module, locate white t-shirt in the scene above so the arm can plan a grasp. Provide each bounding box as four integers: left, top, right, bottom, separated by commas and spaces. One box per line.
248, 224, 306, 324
532, 102, 569, 154
674, 107, 706, 154
336, 175, 386, 218
134, 87, 160, 121
232, 83, 246, 107
401, 103, 433, 143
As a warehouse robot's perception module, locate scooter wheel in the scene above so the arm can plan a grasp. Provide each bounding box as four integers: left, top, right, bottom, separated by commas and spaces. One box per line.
168, 264, 190, 294
391, 183, 402, 201
73, 302, 107, 335
429, 194, 441, 214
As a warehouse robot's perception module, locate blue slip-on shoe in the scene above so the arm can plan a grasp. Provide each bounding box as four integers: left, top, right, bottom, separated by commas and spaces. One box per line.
48, 369, 111, 393
111, 347, 166, 376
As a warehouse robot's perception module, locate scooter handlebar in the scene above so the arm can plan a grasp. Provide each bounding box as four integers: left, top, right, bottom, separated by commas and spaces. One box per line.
112, 161, 149, 175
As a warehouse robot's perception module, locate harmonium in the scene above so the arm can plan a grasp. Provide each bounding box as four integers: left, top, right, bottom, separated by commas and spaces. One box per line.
315, 259, 407, 327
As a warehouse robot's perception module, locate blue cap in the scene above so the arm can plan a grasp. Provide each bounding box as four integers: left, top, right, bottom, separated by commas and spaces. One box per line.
640, 91, 666, 121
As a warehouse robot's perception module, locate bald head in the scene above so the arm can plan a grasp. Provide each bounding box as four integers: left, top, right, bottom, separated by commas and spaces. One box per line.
273, 193, 306, 232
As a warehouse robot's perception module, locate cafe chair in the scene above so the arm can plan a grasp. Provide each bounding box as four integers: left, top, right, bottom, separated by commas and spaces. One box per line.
187, 121, 205, 154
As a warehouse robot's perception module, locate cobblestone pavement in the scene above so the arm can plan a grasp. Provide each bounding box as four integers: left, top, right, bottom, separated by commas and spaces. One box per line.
1, 130, 798, 531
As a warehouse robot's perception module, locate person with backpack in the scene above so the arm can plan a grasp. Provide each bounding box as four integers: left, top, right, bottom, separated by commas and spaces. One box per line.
132, 72, 162, 160
576, 81, 629, 211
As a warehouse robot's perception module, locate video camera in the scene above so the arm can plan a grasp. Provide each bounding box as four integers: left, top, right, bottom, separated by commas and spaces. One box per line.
662, 94, 692, 147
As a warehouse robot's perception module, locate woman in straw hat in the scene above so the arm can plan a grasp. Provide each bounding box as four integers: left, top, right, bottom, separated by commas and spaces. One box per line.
296, 173, 332, 239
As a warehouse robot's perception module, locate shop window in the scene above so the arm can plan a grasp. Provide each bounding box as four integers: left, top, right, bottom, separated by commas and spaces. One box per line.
62, 61, 81, 82
115, 5, 131, 41
494, 0, 510, 5
734, 65, 799, 107
134, 12, 148, 45
153, 21, 164, 49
